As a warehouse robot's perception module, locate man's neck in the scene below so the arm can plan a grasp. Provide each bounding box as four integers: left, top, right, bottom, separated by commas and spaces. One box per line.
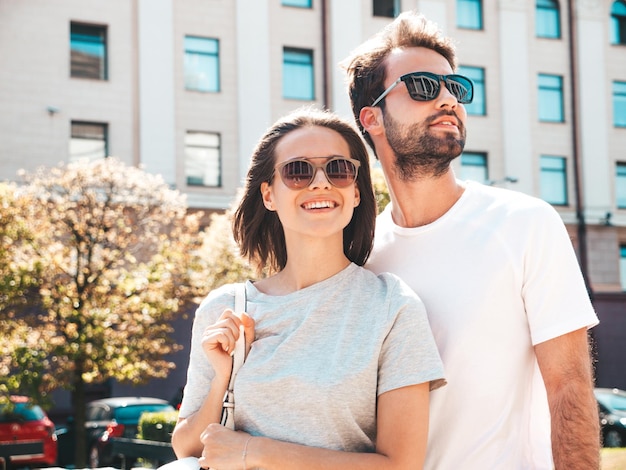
386, 168, 465, 228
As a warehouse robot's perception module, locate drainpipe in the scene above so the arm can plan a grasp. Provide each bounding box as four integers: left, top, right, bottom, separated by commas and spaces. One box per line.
321, 0, 330, 108
567, 0, 593, 301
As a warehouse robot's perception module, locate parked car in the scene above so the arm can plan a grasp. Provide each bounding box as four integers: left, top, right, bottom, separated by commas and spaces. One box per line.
595, 387, 626, 448
56, 396, 174, 468
0, 396, 58, 467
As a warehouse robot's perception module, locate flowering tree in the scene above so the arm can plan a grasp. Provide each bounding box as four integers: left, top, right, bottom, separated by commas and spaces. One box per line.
1, 158, 208, 466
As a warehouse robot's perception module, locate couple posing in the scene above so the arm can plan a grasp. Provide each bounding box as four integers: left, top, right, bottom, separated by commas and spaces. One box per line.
170, 11, 599, 470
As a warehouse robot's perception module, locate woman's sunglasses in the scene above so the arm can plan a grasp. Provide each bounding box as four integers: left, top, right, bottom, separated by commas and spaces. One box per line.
274, 157, 361, 190
371, 71, 474, 107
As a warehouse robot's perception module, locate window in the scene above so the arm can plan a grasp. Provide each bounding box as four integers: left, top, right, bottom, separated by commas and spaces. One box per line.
373, 0, 400, 17
458, 66, 485, 115
282, 0, 312, 7
538, 74, 564, 122
536, 0, 561, 39
614, 81, 626, 127
540, 156, 568, 205
70, 23, 107, 79
283, 48, 314, 100
620, 245, 626, 291
611, 0, 626, 45
461, 152, 488, 183
457, 0, 483, 30
184, 36, 219, 92
617, 163, 626, 208
69, 121, 108, 162
185, 131, 221, 187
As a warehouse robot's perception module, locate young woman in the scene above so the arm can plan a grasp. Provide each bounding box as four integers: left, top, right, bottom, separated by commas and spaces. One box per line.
171, 108, 445, 469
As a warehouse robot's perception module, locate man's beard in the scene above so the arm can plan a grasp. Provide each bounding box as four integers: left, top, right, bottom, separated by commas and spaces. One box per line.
383, 110, 466, 180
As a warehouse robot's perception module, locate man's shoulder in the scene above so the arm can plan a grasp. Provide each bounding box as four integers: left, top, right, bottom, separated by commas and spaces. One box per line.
465, 181, 556, 215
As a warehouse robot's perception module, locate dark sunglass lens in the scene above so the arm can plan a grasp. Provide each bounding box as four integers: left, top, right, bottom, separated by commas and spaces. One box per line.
282, 160, 313, 188
326, 159, 357, 187
405, 74, 440, 101
447, 77, 473, 104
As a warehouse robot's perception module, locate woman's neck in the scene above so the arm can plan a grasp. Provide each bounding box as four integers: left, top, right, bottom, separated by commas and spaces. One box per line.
255, 238, 351, 295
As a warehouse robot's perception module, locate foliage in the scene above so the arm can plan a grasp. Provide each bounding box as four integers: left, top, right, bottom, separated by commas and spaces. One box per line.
0, 158, 206, 465
137, 410, 179, 442
191, 208, 258, 288
371, 165, 390, 214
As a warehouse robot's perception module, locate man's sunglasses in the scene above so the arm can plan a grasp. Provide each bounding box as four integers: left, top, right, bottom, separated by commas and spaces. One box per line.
274, 157, 361, 190
371, 71, 474, 107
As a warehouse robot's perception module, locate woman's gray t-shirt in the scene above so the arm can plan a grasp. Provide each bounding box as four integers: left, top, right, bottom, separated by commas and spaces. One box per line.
179, 263, 445, 452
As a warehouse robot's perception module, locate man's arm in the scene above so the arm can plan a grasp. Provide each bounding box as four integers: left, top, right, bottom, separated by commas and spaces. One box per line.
535, 327, 600, 470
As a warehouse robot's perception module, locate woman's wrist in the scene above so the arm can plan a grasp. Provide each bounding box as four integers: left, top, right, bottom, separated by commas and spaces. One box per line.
243, 435, 263, 469
210, 373, 230, 389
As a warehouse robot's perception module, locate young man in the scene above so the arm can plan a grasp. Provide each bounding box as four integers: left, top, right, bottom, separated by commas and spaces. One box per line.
342, 11, 600, 470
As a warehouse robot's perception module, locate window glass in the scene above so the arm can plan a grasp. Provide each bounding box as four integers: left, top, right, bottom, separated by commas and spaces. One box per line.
536, 0, 561, 38
283, 48, 314, 100
540, 155, 568, 205
538, 74, 564, 122
282, 0, 312, 7
373, 0, 399, 17
458, 66, 485, 115
617, 163, 626, 208
621, 245, 626, 291
610, 0, 626, 45
457, 0, 483, 30
614, 81, 626, 127
185, 131, 221, 187
70, 23, 107, 79
69, 122, 108, 162
461, 152, 488, 183
185, 36, 219, 92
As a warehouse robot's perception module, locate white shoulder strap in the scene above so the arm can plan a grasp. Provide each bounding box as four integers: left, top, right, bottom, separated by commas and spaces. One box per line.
221, 283, 246, 430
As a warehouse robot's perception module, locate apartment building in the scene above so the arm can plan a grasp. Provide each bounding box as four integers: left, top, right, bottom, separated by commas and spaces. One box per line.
1, 0, 625, 397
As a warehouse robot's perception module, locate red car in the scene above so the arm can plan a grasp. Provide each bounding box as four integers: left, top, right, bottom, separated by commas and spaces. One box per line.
0, 396, 58, 467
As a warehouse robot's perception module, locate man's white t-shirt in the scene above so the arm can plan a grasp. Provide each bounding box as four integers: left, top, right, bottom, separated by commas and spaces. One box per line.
366, 181, 598, 470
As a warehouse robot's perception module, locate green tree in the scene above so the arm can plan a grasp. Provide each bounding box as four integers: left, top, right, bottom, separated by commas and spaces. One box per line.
2, 158, 205, 466
371, 165, 390, 214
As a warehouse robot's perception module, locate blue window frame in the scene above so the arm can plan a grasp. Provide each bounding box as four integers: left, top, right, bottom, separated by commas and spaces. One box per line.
184, 36, 220, 92
70, 23, 107, 79
538, 74, 564, 122
461, 152, 488, 183
540, 156, 568, 205
536, 0, 561, 39
283, 48, 314, 100
617, 163, 626, 208
457, 0, 483, 30
282, 0, 312, 7
373, 0, 400, 18
614, 81, 626, 127
611, 0, 626, 45
458, 66, 485, 115
185, 131, 221, 187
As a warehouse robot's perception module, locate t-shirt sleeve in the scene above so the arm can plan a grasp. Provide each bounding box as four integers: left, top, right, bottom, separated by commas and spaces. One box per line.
377, 275, 446, 396
522, 203, 599, 345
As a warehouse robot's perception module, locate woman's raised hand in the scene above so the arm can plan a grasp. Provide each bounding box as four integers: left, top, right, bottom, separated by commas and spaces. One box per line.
201, 310, 255, 380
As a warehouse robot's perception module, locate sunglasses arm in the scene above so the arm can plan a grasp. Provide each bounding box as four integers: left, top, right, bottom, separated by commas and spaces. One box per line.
371, 78, 401, 107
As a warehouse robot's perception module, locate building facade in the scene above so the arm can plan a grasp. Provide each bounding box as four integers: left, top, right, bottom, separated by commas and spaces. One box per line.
1, 0, 625, 399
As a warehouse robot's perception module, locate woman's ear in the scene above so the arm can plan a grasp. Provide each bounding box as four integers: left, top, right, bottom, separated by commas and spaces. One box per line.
353, 185, 361, 207
260, 182, 275, 211
359, 106, 383, 136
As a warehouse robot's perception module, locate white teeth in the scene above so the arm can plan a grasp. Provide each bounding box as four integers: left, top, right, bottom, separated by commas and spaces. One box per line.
303, 201, 334, 209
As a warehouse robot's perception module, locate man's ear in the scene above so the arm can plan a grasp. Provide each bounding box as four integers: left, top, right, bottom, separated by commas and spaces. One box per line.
359, 106, 383, 136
